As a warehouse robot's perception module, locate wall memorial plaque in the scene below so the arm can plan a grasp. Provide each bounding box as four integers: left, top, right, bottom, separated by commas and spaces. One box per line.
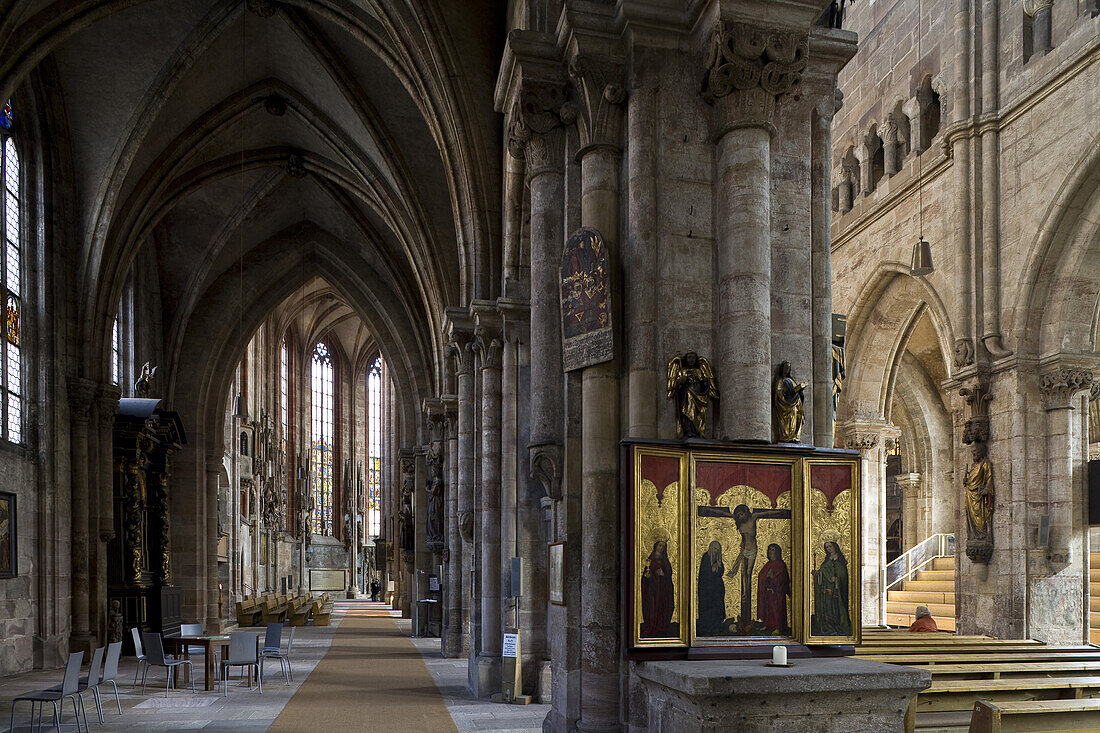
560, 227, 613, 371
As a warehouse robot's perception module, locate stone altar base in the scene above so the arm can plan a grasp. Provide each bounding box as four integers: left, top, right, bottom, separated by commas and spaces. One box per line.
636, 657, 930, 732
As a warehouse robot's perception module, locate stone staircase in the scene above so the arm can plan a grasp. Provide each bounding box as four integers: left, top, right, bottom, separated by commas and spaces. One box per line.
1091, 552, 1100, 645
886, 556, 956, 632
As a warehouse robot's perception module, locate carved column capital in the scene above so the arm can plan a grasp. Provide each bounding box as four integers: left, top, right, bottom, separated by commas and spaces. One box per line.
68, 377, 97, 425
1023, 0, 1054, 16
562, 53, 626, 151
471, 303, 503, 370
1040, 368, 1094, 410
95, 383, 121, 428
844, 432, 880, 451
507, 81, 568, 176
701, 20, 808, 132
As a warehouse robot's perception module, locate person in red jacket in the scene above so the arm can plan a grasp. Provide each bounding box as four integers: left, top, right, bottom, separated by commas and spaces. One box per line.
908, 604, 938, 632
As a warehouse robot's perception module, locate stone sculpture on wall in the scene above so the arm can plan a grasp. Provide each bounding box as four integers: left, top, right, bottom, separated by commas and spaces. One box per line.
399, 457, 415, 565
425, 446, 445, 554
666, 352, 720, 439
960, 376, 994, 564
773, 361, 806, 443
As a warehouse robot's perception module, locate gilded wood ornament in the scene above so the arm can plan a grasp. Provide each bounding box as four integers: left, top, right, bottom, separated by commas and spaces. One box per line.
666, 352, 719, 439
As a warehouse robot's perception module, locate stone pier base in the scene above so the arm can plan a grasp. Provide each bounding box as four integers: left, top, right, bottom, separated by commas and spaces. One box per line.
636, 657, 929, 732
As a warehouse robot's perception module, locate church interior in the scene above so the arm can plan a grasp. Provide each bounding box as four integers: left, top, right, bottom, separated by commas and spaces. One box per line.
0, 0, 1098, 731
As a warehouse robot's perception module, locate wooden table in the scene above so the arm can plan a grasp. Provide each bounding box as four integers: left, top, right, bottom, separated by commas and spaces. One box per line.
163, 635, 231, 691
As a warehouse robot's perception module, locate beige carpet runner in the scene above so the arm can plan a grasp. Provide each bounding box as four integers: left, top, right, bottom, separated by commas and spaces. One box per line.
268, 607, 458, 733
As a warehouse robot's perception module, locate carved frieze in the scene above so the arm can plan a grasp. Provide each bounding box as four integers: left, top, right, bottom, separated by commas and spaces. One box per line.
843, 433, 879, 451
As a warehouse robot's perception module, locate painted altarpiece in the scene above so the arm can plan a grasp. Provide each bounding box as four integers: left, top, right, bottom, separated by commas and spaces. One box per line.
627, 442, 860, 652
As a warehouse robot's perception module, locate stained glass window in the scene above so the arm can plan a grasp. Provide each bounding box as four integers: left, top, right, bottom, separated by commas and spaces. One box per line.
367, 357, 383, 538
111, 314, 121, 384
1, 106, 21, 444
310, 342, 334, 535
280, 339, 289, 453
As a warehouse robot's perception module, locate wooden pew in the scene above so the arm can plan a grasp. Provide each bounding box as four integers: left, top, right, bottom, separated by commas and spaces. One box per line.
235, 598, 262, 627
970, 698, 1100, 732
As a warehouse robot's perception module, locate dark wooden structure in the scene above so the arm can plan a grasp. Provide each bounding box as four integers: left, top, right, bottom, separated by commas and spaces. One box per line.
106, 398, 187, 651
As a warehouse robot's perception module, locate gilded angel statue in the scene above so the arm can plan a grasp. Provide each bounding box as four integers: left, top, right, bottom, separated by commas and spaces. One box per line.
666, 352, 719, 438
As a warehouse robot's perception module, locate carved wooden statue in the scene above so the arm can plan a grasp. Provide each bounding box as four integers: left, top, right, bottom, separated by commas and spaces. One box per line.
773, 361, 806, 443
964, 442, 994, 554
425, 449, 444, 551
666, 351, 719, 438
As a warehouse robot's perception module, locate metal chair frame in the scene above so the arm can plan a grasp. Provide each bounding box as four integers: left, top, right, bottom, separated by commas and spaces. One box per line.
8, 650, 88, 733
220, 632, 262, 696
259, 622, 292, 685
140, 630, 195, 697
130, 626, 148, 687
100, 640, 124, 717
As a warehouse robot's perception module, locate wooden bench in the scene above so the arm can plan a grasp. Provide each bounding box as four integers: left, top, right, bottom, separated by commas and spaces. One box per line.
235, 598, 262, 627
970, 698, 1100, 732
913, 675, 1100, 714
313, 602, 333, 626
261, 596, 287, 623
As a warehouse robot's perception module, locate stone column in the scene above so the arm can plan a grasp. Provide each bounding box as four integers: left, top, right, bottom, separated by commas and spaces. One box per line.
625, 58, 658, 438
93, 384, 120, 643
472, 311, 503, 696
838, 163, 855, 213
1034, 368, 1093, 644
446, 310, 475, 654
1026, 0, 1053, 57
896, 473, 924, 551
950, 0, 975, 369
566, 51, 627, 731
206, 454, 223, 631
843, 422, 893, 627
68, 377, 96, 652
882, 120, 899, 177
442, 394, 461, 656
812, 96, 838, 448
702, 21, 807, 442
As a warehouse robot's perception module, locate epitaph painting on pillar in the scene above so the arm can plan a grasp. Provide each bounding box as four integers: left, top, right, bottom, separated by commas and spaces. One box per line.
630, 448, 689, 648
960, 376, 994, 564
425, 444, 445, 555
0, 491, 15, 578
666, 352, 719, 439
773, 362, 807, 443
831, 314, 847, 445
559, 227, 613, 372
804, 459, 859, 643
693, 454, 794, 640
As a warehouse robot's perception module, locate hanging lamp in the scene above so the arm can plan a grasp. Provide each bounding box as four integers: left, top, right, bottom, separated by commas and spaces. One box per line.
910, 0, 934, 277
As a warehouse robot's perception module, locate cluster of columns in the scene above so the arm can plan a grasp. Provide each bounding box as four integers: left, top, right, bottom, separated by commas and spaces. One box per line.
66, 378, 121, 653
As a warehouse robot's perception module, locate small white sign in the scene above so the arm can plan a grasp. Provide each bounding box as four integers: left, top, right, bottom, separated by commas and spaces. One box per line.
502, 633, 519, 658
429, 575, 440, 592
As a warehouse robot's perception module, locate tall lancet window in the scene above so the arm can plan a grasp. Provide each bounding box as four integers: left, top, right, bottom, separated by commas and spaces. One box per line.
310, 341, 335, 535
367, 357, 384, 538
280, 339, 289, 453
111, 314, 121, 385
1, 100, 22, 444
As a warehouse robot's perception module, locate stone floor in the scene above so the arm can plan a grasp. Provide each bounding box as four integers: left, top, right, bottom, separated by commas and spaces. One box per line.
0, 601, 548, 732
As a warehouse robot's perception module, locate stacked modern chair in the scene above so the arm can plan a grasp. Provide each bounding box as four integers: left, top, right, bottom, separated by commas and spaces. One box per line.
8, 650, 87, 733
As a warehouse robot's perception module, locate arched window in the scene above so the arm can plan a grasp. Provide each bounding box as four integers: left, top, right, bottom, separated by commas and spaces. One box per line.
1, 101, 22, 444
111, 314, 121, 385
280, 338, 289, 453
310, 341, 334, 535
366, 357, 384, 538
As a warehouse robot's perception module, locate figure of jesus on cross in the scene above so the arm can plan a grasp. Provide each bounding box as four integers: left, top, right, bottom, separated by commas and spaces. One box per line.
698, 502, 791, 633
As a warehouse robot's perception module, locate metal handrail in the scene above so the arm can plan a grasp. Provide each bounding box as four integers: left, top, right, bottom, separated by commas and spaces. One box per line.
885, 533, 954, 591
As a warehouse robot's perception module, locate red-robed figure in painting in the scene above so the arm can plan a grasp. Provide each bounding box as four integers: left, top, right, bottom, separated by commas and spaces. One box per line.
757, 543, 791, 634
640, 540, 675, 637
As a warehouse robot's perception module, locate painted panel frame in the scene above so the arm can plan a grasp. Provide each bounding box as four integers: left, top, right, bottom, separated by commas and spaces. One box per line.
630, 446, 690, 648
689, 452, 803, 646
801, 457, 861, 645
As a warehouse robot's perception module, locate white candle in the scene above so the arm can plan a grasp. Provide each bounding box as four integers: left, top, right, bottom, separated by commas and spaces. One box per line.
772, 645, 787, 665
